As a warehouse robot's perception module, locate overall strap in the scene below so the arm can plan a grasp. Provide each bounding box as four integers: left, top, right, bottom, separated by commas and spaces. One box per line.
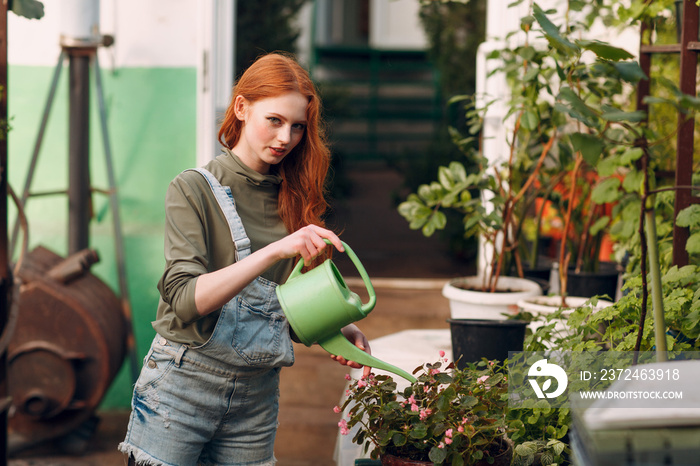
187, 168, 252, 261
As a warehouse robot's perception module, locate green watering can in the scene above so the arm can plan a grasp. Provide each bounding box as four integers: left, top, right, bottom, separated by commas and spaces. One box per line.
276, 240, 416, 383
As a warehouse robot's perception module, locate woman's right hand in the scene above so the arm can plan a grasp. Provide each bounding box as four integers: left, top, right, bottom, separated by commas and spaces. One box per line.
194, 225, 342, 317
273, 225, 344, 264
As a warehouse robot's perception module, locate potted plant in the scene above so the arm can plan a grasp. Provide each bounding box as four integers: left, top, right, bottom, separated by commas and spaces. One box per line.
397, 95, 544, 320
397, 1, 643, 319
512, 2, 700, 341
337, 355, 516, 465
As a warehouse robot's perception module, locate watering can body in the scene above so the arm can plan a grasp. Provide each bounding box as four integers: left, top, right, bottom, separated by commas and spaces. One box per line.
276, 241, 416, 383
276, 259, 370, 346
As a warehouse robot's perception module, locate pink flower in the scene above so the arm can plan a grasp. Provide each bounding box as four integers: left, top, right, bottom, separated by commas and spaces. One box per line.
423, 385, 430, 393
333, 406, 341, 414
439, 350, 445, 357
445, 437, 453, 445
411, 403, 419, 412
430, 368, 440, 376
445, 428, 453, 438
419, 408, 432, 420
458, 426, 464, 433
357, 379, 368, 388
438, 442, 445, 449
338, 419, 349, 436
477, 375, 489, 384
408, 395, 416, 404
345, 374, 352, 381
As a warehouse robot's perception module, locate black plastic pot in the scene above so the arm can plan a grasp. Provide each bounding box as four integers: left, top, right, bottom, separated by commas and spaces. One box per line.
448, 319, 528, 369
566, 261, 620, 299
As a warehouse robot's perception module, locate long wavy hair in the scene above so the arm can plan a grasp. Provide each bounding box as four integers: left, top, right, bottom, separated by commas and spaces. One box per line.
218, 52, 331, 238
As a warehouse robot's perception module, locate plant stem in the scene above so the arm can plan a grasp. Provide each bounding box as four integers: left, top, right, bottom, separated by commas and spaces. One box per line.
633, 186, 648, 360
558, 155, 583, 306
644, 200, 668, 361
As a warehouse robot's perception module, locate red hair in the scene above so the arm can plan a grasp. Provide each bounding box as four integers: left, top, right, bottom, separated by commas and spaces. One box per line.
218, 52, 330, 237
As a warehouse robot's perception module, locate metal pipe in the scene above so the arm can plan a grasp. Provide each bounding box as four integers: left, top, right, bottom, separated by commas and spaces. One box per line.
68, 52, 92, 255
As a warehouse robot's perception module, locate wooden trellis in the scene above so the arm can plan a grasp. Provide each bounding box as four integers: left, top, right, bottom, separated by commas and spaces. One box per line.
637, 0, 700, 267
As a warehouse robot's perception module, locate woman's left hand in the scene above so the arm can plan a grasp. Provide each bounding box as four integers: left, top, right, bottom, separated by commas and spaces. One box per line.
332, 324, 372, 378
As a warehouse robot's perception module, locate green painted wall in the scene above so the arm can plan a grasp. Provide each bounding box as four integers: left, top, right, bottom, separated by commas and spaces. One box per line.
8, 64, 197, 408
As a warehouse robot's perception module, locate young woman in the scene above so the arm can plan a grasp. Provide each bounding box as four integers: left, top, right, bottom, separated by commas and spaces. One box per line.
119, 52, 371, 466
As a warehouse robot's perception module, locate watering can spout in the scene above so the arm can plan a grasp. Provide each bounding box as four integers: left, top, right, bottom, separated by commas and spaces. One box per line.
319, 332, 417, 383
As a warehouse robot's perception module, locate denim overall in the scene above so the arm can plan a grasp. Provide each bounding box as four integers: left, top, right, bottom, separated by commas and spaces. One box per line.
120, 168, 295, 466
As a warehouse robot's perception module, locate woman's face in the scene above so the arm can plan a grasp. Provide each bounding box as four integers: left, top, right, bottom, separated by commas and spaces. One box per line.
232, 91, 308, 174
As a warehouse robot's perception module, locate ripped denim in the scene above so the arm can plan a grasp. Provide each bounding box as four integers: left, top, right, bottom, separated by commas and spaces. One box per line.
118, 336, 281, 466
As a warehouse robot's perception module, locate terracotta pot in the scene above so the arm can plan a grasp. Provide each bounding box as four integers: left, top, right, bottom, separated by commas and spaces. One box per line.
475, 438, 513, 466
380, 454, 431, 465
380, 438, 513, 466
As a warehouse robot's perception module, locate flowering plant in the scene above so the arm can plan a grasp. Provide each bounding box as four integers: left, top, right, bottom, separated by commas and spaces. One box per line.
336, 353, 515, 465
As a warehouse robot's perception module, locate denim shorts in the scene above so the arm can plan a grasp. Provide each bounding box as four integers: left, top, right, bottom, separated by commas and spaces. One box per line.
119, 336, 281, 466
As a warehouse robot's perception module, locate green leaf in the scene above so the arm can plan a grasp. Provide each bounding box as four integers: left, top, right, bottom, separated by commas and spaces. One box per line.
591, 177, 621, 203
590, 216, 610, 236
438, 165, 455, 190
521, 110, 540, 131
523, 67, 540, 83
461, 395, 479, 409
422, 211, 446, 237
676, 204, 700, 227
615, 61, 648, 83
557, 87, 598, 127
570, 132, 604, 165
550, 439, 567, 456
601, 109, 647, 122
596, 156, 618, 177
687, 233, 700, 254
665, 264, 694, 281
392, 432, 407, 447
518, 45, 537, 61
11, 0, 45, 19
577, 40, 634, 61
449, 161, 468, 183
622, 169, 644, 193
429, 445, 447, 463
532, 3, 578, 54
620, 147, 644, 165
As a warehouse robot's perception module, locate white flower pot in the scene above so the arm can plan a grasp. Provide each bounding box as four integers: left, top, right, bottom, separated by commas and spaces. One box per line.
442, 276, 543, 320
517, 295, 613, 338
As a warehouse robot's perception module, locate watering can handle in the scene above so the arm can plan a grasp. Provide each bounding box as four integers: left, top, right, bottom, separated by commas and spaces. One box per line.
288, 239, 377, 314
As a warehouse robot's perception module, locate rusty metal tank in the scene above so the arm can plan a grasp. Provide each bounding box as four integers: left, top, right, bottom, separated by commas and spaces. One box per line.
8, 246, 126, 452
